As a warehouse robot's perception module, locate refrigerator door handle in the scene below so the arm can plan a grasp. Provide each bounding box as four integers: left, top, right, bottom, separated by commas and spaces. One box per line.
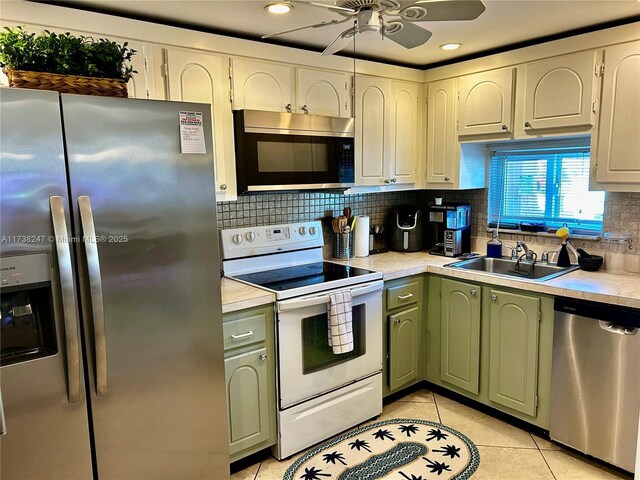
49, 196, 81, 403
0, 389, 6, 435
78, 195, 108, 396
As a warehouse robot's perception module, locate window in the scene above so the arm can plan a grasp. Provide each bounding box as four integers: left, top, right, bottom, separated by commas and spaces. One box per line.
488, 140, 604, 234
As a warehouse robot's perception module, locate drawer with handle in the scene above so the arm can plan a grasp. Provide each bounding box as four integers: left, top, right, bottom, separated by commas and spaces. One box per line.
387, 281, 420, 310
223, 313, 267, 350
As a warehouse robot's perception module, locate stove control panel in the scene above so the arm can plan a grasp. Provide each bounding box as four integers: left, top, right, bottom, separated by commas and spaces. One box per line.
221, 221, 323, 260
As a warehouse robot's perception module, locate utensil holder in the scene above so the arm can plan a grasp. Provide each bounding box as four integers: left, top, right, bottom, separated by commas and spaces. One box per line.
333, 233, 354, 259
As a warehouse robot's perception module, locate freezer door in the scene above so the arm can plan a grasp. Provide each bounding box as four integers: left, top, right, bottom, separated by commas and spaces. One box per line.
0, 88, 92, 479
61, 95, 229, 479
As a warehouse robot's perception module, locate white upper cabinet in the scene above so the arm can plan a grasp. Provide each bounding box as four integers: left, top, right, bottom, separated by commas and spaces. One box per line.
458, 68, 515, 135
522, 50, 597, 131
231, 58, 293, 112
296, 68, 351, 117
163, 48, 236, 200
425, 78, 485, 190
592, 41, 640, 187
353, 76, 419, 187
426, 79, 457, 186
123, 41, 157, 100
354, 76, 391, 186
231, 59, 351, 116
388, 81, 418, 184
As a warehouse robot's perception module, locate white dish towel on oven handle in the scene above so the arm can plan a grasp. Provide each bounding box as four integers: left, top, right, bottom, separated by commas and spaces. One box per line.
328, 290, 354, 354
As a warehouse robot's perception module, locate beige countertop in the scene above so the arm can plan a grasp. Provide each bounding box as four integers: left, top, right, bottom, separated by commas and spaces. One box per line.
331, 252, 640, 309
221, 277, 275, 314
220, 252, 640, 311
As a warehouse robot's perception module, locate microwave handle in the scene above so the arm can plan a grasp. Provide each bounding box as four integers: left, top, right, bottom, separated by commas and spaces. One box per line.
277, 281, 382, 312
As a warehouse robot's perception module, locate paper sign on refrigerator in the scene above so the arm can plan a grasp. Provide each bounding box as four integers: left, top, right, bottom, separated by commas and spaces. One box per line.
179, 111, 206, 154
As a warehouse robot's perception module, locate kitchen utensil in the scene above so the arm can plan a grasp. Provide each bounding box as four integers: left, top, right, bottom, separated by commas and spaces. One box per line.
578, 254, 603, 271
576, 247, 592, 258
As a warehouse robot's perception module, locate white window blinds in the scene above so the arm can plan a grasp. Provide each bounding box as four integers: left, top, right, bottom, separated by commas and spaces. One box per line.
488, 140, 604, 233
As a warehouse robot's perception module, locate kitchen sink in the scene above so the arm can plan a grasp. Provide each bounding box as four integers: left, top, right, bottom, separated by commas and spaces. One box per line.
444, 256, 579, 282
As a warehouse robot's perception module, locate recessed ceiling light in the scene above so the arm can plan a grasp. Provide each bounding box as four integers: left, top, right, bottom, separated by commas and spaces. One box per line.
265, 2, 292, 14
440, 43, 462, 51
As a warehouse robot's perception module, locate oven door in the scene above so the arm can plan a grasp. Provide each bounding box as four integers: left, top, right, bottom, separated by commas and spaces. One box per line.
276, 280, 383, 409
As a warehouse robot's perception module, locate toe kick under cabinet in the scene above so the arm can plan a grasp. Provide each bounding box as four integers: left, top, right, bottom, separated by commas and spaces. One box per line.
425, 276, 555, 429
223, 305, 276, 463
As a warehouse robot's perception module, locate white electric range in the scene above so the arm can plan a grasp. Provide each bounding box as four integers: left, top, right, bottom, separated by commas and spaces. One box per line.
221, 221, 383, 459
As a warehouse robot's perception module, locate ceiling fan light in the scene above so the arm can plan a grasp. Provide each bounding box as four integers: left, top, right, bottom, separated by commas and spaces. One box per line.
440, 42, 462, 50
265, 2, 292, 14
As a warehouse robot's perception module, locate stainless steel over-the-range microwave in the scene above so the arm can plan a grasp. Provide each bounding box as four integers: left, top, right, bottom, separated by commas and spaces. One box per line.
233, 109, 355, 193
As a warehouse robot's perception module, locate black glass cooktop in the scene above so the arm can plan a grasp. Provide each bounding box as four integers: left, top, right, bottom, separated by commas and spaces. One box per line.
234, 262, 375, 292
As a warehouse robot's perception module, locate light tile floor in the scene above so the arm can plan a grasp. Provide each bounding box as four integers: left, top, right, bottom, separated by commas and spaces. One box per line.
231, 387, 633, 480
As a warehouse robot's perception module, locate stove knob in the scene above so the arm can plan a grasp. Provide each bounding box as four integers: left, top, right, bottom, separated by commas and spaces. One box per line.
232, 234, 243, 245
309, 226, 317, 236
245, 232, 256, 242
298, 226, 306, 236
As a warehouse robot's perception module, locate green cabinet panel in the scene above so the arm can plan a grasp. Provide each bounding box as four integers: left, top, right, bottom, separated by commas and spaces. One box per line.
440, 278, 481, 395
489, 289, 540, 417
389, 307, 420, 391
225, 348, 270, 455
383, 274, 425, 397
223, 304, 276, 463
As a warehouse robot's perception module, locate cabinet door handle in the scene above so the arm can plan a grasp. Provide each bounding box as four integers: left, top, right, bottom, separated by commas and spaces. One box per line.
491, 294, 497, 302
444, 176, 450, 182
231, 330, 254, 340
259, 354, 267, 361
394, 318, 401, 325
397, 293, 413, 300
524, 121, 531, 128
391, 178, 397, 183
384, 178, 391, 184
470, 289, 477, 297
219, 184, 227, 191
501, 124, 508, 131
301, 104, 309, 114
285, 103, 292, 112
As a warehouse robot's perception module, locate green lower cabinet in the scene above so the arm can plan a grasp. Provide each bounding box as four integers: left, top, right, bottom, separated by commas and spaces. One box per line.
440, 278, 481, 395
488, 289, 540, 417
223, 305, 276, 463
225, 348, 270, 456
383, 275, 425, 396
426, 275, 555, 429
389, 307, 420, 391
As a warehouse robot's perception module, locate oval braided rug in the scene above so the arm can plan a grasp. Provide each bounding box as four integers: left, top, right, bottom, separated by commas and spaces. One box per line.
283, 419, 479, 480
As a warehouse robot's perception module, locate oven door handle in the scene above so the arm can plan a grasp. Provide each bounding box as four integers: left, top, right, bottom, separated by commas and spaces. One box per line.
277, 281, 382, 312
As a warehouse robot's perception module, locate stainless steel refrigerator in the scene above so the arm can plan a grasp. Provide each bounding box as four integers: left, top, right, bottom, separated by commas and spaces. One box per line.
0, 88, 229, 479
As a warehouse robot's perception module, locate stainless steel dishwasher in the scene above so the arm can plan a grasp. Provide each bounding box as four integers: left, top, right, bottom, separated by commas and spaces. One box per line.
550, 297, 640, 472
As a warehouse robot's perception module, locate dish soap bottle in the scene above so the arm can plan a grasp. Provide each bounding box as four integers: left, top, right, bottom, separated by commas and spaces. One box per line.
556, 226, 571, 267
487, 230, 502, 258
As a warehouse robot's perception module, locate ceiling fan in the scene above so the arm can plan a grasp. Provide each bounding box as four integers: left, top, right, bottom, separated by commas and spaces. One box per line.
262, 0, 486, 55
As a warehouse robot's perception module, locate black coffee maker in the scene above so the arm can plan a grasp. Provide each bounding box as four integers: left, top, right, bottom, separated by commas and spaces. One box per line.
387, 205, 424, 252
427, 203, 471, 257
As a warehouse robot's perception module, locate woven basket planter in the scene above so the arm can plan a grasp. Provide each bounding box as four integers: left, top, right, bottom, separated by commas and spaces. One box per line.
3, 66, 128, 97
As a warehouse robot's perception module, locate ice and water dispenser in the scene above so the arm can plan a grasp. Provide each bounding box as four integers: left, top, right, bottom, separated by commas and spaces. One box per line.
1, 254, 57, 366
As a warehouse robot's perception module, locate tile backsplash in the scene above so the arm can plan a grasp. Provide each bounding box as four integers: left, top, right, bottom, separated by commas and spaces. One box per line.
217, 189, 639, 272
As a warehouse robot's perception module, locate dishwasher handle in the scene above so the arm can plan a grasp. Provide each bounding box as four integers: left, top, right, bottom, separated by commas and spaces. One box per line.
599, 321, 638, 336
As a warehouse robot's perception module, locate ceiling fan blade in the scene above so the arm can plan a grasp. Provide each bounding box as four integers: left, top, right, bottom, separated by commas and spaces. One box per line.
262, 18, 348, 39
322, 26, 357, 55
411, 0, 486, 21
383, 20, 432, 49
290, 1, 357, 13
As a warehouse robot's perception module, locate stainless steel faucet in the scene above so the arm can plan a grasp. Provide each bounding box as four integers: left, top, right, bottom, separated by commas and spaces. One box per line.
516, 240, 536, 261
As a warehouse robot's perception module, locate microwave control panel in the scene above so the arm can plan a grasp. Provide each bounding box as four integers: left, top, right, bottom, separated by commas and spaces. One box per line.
338, 141, 355, 184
